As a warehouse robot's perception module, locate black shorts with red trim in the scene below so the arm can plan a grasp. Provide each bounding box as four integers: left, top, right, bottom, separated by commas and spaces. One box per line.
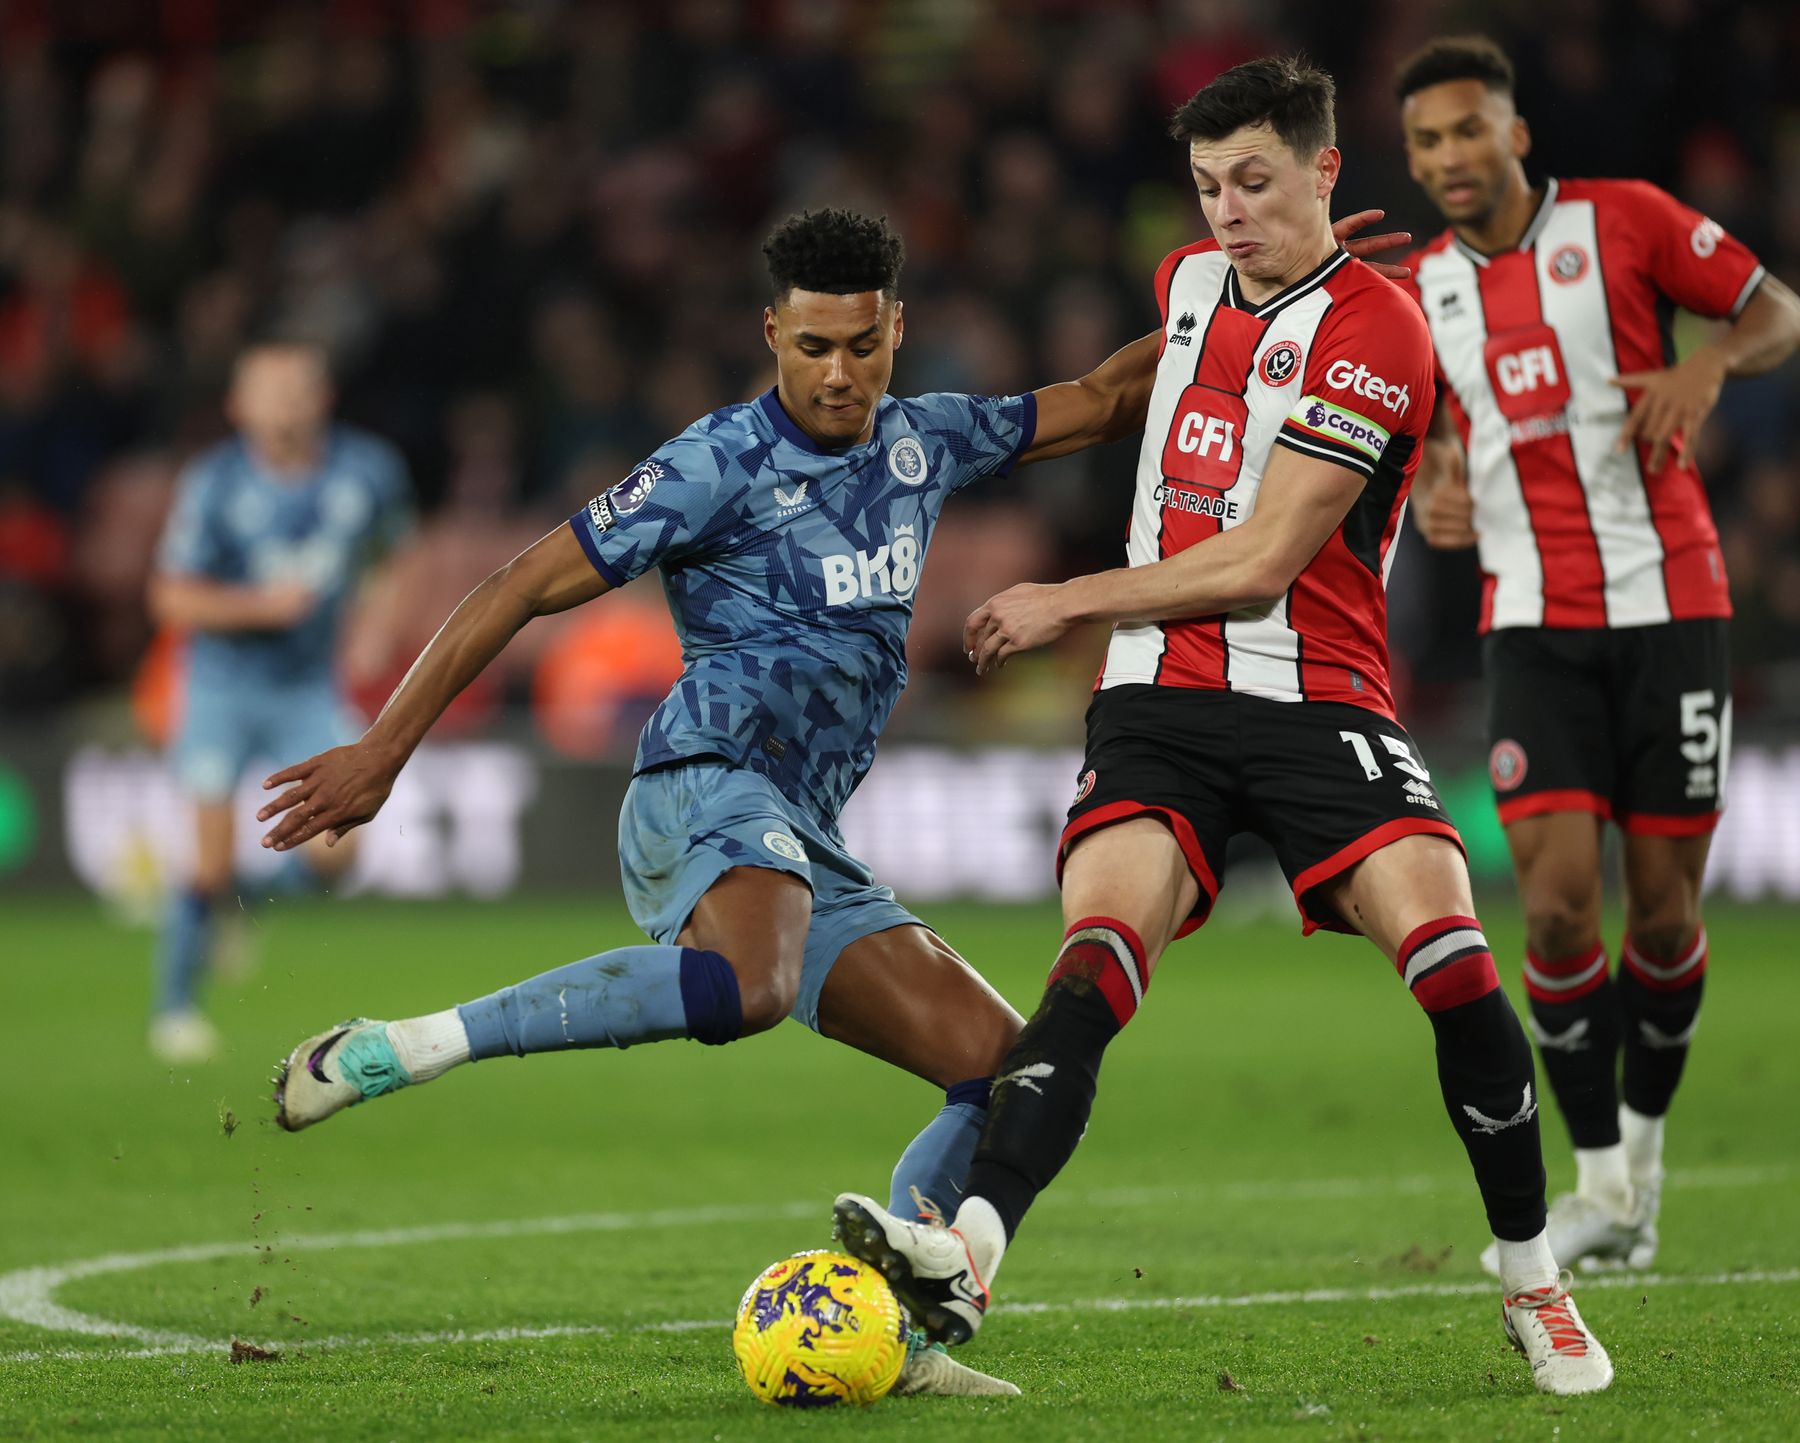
1059, 685, 1464, 938
1483, 618, 1730, 837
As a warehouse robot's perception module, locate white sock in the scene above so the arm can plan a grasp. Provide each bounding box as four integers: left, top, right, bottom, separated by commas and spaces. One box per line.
951, 1197, 1008, 1285
389, 1008, 470, 1083
1574, 1142, 1633, 1217
1495, 1229, 1559, 1294
1620, 1105, 1665, 1185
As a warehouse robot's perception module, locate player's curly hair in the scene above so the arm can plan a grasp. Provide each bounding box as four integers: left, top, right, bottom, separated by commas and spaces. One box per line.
1170, 55, 1336, 161
1393, 35, 1516, 104
762, 209, 905, 301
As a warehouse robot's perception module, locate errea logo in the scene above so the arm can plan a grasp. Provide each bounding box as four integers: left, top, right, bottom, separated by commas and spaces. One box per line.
821, 525, 922, 604
1325, 359, 1410, 416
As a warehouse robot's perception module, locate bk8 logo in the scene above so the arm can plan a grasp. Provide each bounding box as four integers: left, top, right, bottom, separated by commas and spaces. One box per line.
820, 525, 922, 605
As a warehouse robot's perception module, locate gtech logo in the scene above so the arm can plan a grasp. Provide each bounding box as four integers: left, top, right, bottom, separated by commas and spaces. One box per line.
821, 524, 922, 604
1325, 358, 1411, 416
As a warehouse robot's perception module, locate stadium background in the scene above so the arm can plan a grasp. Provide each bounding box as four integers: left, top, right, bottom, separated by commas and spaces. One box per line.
1, 0, 1797, 910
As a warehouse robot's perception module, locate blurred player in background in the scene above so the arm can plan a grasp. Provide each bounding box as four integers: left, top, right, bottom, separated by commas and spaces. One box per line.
834, 55, 1614, 1397
147, 343, 414, 1062
1393, 36, 1800, 1274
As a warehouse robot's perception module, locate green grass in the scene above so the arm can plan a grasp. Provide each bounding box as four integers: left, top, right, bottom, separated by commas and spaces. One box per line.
3, 896, 1796, 1441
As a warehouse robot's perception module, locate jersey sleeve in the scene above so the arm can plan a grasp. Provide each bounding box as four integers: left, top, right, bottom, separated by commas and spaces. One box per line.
906, 392, 1039, 493
1276, 286, 1434, 481
566, 451, 732, 586
154, 457, 227, 578
1624, 181, 1765, 319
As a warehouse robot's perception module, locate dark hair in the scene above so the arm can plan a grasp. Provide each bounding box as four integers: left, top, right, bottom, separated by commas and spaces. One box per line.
1169, 55, 1336, 161
1394, 35, 1516, 104
762, 208, 905, 301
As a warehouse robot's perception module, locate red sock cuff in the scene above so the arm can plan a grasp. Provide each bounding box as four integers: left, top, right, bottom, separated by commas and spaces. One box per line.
1622, 929, 1707, 992
1523, 940, 1609, 1003
1049, 917, 1149, 1028
1396, 915, 1499, 1013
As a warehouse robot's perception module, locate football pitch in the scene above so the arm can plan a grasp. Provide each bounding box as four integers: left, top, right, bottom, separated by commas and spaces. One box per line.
4, 895, 1796, 1441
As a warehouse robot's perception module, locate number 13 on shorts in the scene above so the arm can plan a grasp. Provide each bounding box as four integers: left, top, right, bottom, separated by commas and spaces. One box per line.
1339, 730, 1432, 783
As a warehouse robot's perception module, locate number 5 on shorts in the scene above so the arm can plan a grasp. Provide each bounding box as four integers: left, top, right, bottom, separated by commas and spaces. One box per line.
1339, 730, 1431, 783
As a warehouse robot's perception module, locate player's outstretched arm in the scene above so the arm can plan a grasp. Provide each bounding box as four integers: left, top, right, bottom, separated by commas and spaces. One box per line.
1611, 273, 1800, 471
258, 523, 610, 850
1020, 329, 1162, 465
963, 448, 1362, 674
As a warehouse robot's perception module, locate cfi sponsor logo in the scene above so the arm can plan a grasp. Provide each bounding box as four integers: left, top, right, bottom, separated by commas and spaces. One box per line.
888, 435, 928, 485
1259, 340, 1302, 385
820, 524, 922, 604
1548, 244, 1589, 284
610, 460, 664, 517
1489, 738, 1528, 792
1690, 217, 1723, 258
1073, 768, 1097, 804
1325, 358, 1411, 416
762, 831, 807, 863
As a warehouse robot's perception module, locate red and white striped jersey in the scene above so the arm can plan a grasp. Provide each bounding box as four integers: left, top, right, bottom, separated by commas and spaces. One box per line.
1099, 241, 1433, 718
1403, 179, 1764, 631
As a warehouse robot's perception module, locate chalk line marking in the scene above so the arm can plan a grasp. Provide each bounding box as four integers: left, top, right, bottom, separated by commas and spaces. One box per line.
2, 1165, 1793, 1364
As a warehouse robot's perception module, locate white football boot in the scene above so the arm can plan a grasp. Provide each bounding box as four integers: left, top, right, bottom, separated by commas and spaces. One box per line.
833, 1193, 992, 1346
1479, 1190, 1645, 1277
149, 1008, 220, 1064
272, 1018, 412, 1132
891, 1333, 1020, 1397
1502, 1270, 1614, 1394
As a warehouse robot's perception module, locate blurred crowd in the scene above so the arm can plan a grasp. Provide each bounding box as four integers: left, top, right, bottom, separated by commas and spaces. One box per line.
2, 0, 1798, 745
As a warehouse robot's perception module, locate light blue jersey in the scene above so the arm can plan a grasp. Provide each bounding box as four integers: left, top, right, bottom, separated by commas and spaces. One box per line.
156, 426, 414, 691
567, 386, 1037, 823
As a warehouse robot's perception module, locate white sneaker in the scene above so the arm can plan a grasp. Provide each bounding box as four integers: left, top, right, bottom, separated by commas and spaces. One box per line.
891, 1334, 1020, 1397
149, 1009, 220, 1064
272, 1018, 412, 1132
833, 1193, 991, 1346
1479, 1191, 1644, 1277
1502, 1271, 1614, 1394
1623, 1173, 1661, 1270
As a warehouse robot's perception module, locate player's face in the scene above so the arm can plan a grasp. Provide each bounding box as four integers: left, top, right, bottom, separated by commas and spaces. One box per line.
1189, 126, 1339, 292
764, 289, 903, 448
228, 347, 333, 464
1401, 79, 1530, 226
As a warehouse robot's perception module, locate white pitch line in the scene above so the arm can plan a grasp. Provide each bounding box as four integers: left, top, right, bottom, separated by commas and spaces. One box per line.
1, 1165, 1791, 1365
5, 1268, 1797, 1366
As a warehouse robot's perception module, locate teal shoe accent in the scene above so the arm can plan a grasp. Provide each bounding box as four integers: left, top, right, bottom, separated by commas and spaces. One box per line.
332, 1020, 413, 1100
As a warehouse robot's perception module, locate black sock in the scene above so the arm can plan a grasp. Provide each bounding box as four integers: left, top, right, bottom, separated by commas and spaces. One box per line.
1523, 942, 1622, 1147
1620, 930, 1707, 1117
964, 918, 1147, 1242
1396, 917, 1547, 1241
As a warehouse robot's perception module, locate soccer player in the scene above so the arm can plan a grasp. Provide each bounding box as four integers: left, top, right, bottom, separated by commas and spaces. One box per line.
1391, 36, 1800, 1274
832, 57, 1613, 1396
147, 343, 413, 1062
256, 207, 1400, 1398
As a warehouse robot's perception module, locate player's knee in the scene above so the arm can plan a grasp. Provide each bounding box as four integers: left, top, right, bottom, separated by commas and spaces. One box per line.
733, 959, 801, 1035
1523, 895, 1599, 961
1621, 912, 1698, 964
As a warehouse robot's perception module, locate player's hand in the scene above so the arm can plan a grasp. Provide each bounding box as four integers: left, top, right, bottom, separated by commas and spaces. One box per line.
1609, 348, 1728, 471
963, 583, 1074, 676
257, 743, 397, 851
257, 580, 319, 629
1415, 439, 1478, 549
1332, 209, 1412, 281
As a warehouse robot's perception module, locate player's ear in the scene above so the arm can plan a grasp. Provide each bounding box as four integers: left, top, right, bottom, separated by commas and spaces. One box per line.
1511, 115, 1531, 163
1315, 145, 1341, 199
763, 305, 780, 354
891, 299, 904, 351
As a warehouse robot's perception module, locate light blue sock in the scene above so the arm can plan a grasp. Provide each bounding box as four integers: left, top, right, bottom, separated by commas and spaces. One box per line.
888, 1078, 991, 1217
457, 945, 742, 1059
153, 888, 214, 1016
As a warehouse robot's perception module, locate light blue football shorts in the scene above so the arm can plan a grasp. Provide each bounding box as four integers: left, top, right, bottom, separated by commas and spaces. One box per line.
170, 677, 355, 802
618, 760, 922, 1033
